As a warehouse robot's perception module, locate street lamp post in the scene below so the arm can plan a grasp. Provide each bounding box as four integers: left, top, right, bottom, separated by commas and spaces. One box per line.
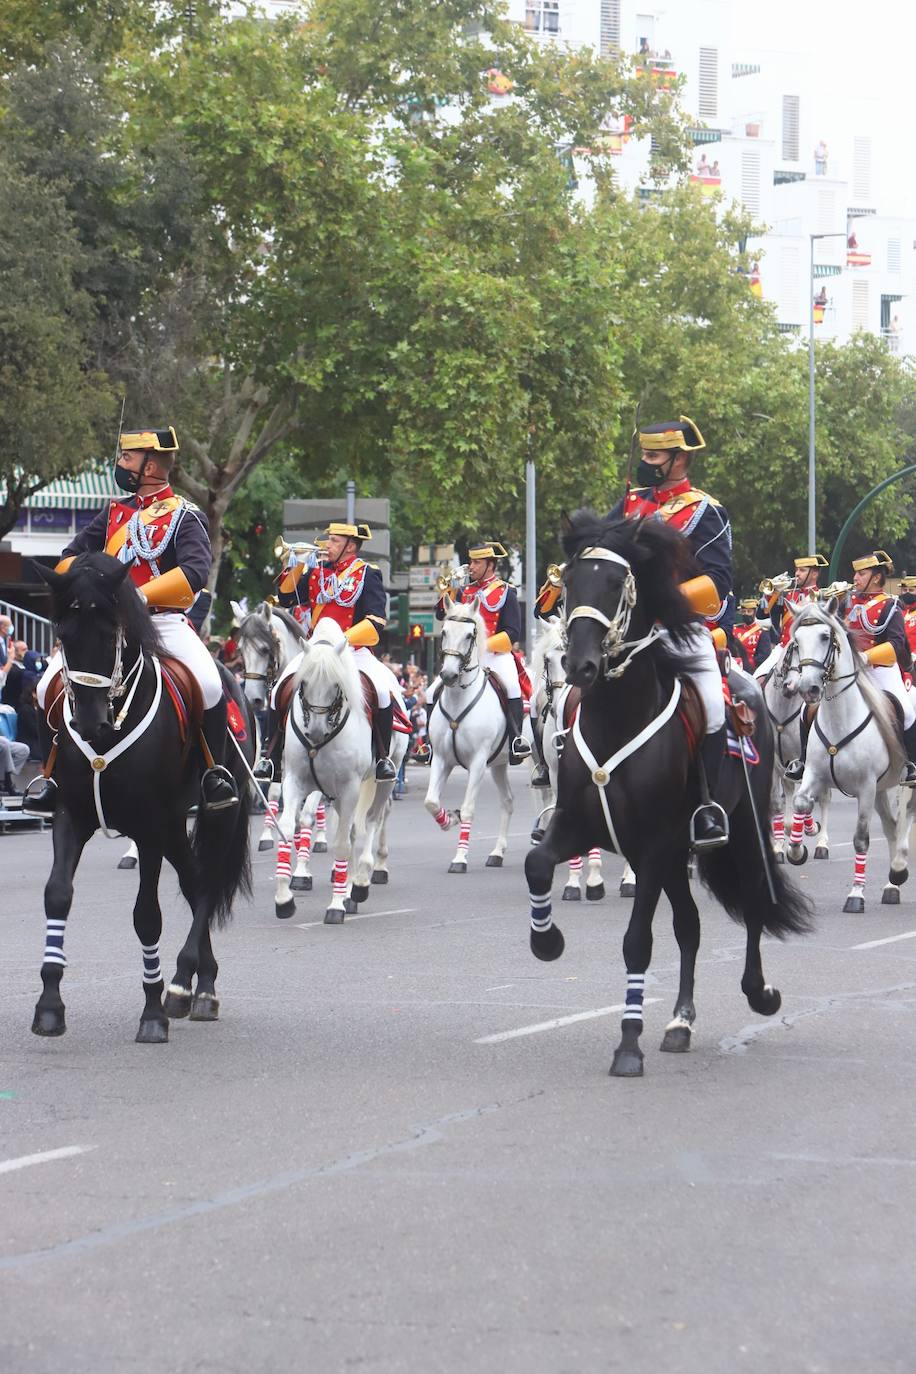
808, 231, 846, 555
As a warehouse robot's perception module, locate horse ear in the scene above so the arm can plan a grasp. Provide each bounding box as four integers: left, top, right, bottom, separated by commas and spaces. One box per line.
826, 596, 839, 616
229, 599, 245, 626
559, 510, 573, 535
112, 560, 132, 585
335, 637, 348, 656
34, 562, 68, 594
260, 601, 272, 622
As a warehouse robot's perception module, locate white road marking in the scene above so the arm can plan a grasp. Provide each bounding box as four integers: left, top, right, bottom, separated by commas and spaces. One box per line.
0, 1145, 94, 1177
849, 930, 916, 951
294, 907, 416, 930
475, 998, 662, 1044
484, 983, 515, 992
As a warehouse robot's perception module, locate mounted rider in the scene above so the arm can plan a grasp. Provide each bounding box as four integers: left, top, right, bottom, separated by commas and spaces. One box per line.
25, 427, 239, 815
785, 550, 916, 785
269, 520, 397, 782
435, 541, 531, 765
758, 554, 828, 661
733, 597, 771, 673
611, 415, 733, 849
898, 575, 916, 666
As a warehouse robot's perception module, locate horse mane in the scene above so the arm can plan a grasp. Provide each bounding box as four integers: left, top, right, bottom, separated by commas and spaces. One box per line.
530, 618, 565, 686
443, 598, 488, 660
65, 553, 164, 655
792, 601, 903, 762
295, 619, 365, 716
270, 605, 307, 643
561, 509, 701, 649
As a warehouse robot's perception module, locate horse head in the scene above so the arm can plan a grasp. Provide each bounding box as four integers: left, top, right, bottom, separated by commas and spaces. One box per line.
530, 620, 567, 707
439, 603, 485, 686
560, 510, 696, 690
36, 552, 161, 752
293, 620, 363, 734
790, 599, 844, 706
235, 601, 279, 710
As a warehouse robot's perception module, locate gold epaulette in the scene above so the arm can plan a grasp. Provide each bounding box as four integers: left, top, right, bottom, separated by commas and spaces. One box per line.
659, 488, 720, 518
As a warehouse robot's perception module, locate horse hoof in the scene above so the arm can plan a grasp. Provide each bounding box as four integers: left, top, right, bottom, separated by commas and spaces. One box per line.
814, 846, 829, 861
189, 993, 220, 1021
485, 855, 503, 868
163, 986, 192, 1019
773, 851, 785, 865
314, 840, 328, 854
843, 895, 865, 915
257, 838, 274, 852
881, 886, 901, 905
609, 1049, 644, 1078
660, 1026, 691, 1053
275, 899, 296, 920
747, 984, 781, 1016
31, 1006, 66, 1037
135, 1017, 169, 1044
619, 881, 636, 898
786, 844, 808, 866
324, 907, 345, 924
290, 875, 312, 892
371, 870, 389, 885
586, 882, 605, 901
350, 884, 370, 903
117, 855, 137, 870
448, 861, 468, 874
562, 885, 581, 902
530, 925, 565, 961
894, 866, 909, 886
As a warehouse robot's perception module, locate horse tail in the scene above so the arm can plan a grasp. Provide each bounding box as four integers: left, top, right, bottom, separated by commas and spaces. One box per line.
191, 690, 254, 928
697, 843, 813, 938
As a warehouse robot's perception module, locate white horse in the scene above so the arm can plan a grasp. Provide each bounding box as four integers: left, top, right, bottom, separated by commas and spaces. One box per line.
786, 601, 913, 912
273, 620, 405, 923
756, 638, 831, 862
529, 620, 605, 901
425, 601, 514, 872
232, 600, 328, 857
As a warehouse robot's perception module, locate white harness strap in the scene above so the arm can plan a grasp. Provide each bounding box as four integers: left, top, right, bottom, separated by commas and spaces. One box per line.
62, 657, 164, 838
571, 678, 682, 852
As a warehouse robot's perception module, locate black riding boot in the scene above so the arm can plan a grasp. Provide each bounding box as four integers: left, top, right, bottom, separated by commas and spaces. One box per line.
690, 725, 729, 852
200, 702, 239, 811
507, 697, 531, 764
375, 703, 397, 781
530, 709, 550, 787
2, 771, 21, 797
902, 721, 916, 786
784, 710, 812, 782
22, 712, 58, 816
254, 705, 283, 784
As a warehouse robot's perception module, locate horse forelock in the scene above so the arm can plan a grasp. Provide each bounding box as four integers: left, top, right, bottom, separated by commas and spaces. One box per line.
295, 632, 364, 715
443, 600, 487, 658
237, 610, 275, 658
61, 553, 163, 656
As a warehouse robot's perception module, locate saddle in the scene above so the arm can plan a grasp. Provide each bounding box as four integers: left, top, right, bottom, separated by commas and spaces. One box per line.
276, 671, 409, 760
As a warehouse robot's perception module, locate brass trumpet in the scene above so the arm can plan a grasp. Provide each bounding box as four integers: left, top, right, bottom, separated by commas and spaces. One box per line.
545, 563, 564, 588
818, 580, 852, 601
274, 535, 318, 563
435, 564, 469, 595
758, 571, 793, 597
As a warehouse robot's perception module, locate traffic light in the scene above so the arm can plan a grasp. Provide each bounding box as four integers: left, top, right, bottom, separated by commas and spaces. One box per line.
408, 624, 424, 642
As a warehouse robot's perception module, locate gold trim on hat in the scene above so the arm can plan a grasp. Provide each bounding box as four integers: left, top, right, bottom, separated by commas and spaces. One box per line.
326, 521, 372, 540
468, 542, 508, 560
794, 554, 828, 568
637, 414, 706, 453
120, 426, 179, 453
852, 549, 894, 573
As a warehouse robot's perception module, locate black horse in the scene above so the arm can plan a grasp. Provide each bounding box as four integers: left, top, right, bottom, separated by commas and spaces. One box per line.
525, 512, 812, 1077
33, 553, 254, 1043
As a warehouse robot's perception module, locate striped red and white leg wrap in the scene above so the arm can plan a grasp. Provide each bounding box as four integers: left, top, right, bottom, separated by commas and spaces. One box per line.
276, 842, 292, 881
265, 798, 280, 831
772, 813, 784, 842
588, 848, 601, 863
457, 821, 471, 854
569, 855, 583, 873
790, 813, 806, 845
853, 852, 867, 886
434, 806, 450, 830
332, 859, 348, 898
316, 802, 326, 832
804, 815, 818, 835
296, 825, 312, 858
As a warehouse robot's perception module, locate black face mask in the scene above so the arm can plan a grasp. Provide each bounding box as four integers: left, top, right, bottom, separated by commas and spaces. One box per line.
901, 593, 916, 607
114, 458, 146, 494
635, 455, 677, 488
740, 613, 755, 624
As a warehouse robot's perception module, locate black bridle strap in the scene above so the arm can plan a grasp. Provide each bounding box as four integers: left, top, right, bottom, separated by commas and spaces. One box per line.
288, 693, 351, 800
430, 673, 509, 769
813, 709, 873, 797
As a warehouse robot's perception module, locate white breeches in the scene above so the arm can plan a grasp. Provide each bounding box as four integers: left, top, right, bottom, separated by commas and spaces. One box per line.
659, 626, 725, 733
482, 649, 521, 699
38, 612, 224, 711
870, 663, 916, 729
270, 646, 392, 710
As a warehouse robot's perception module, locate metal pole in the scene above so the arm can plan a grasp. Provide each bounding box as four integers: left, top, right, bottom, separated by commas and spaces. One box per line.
525, 443, 536, 656
827, 464, 916, 582
346, 479, 356, 525
808, 233, 816, 556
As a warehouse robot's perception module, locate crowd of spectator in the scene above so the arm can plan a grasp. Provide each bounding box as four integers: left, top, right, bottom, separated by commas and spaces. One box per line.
1, 614, 50, 798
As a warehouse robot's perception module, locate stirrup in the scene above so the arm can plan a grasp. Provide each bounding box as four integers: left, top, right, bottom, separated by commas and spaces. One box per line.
903, 762, 916, 788
784, 757, 805, 782
22, 776, 58, 815
689, 801, 730, 853
201, 765, 239, 811
375, 756, 397, 781
531, 764, 550, 788
253, 758, 274, 783
510, 736, 531, 759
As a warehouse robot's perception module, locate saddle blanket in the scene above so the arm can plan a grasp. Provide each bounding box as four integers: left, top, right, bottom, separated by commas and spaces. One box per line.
726, 731, 759, 766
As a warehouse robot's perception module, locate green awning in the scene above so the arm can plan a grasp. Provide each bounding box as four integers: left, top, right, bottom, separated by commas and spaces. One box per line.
813, 264, 842, 278
24, 468, 116, 510
731, 63, 761, 78
774, 170, 806, 184
689, 127, 724, 145
777, 323, 801, 333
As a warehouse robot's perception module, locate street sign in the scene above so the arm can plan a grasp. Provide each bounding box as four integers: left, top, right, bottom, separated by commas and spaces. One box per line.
408, 565, 440, 589
408, 588, 439, 610
407, 612, 435, 634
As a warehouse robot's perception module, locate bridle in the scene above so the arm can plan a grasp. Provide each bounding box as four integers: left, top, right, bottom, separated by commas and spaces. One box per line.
440, 619, 480, 680
240, 623, 281, 692
59, 626, 146, 731
793, 620, 859, 701
289, 683, 351, 799
565, 546, 662, 679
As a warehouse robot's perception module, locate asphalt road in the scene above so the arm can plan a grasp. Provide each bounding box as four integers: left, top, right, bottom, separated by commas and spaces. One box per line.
2, 770, 916, 1373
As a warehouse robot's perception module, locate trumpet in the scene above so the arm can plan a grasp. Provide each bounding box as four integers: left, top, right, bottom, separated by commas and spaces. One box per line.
274, 535, 319, 564
819, 580, 852, 601
545, 563, 564, 588
758, 572, 793, 597
435, 564, 469, 595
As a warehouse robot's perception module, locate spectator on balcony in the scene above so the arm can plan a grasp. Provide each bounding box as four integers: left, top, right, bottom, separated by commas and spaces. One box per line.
814, 140, 828, 175
697, 152, 710, 176
638, 37, 652, 60
709, 160, 720, 178
814, 286, 828, 307
848, 230, 858, 250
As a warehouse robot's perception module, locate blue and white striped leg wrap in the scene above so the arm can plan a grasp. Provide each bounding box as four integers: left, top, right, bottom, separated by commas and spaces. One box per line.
529, 890, 553, 933
43, 919, 66, 968
622, 973, 645, 1022
142, 943, 161, 986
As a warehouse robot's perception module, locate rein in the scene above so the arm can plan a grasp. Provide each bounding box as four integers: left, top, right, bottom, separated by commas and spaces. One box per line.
795, 621, 875, 796
434, 620, 509, 766
567, 546, 664, 679
288, 684, 351, 800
